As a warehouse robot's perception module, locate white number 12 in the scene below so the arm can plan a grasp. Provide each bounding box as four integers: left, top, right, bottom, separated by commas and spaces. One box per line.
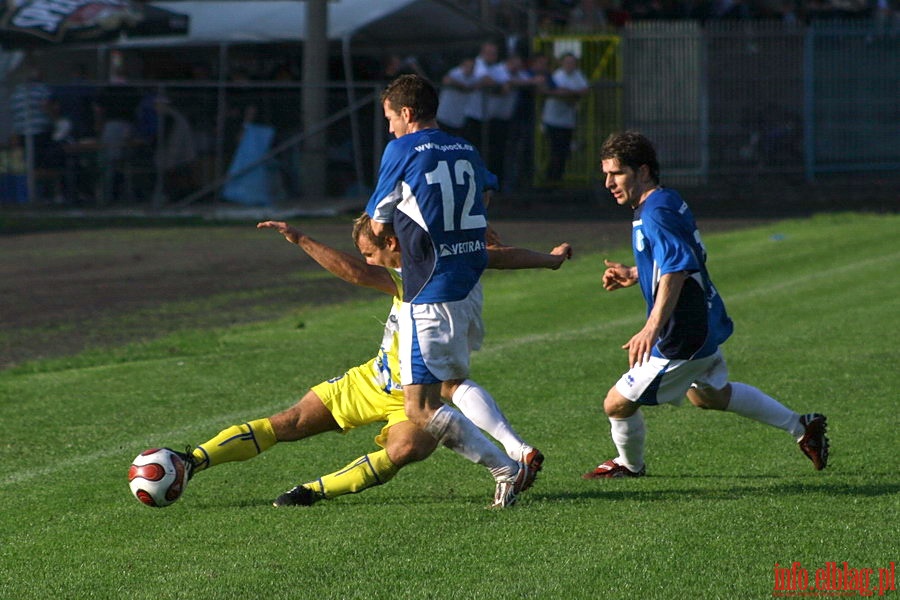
425, 160, 487, 232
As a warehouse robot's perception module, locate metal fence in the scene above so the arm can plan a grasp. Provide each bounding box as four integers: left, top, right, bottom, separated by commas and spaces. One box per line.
0, 79, 383, 207
628, 20, 899, 183
2, 20, 897, 207
537, 19, 900, 187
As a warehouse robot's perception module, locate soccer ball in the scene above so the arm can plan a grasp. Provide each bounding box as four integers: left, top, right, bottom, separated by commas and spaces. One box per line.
128, 448, 188, 507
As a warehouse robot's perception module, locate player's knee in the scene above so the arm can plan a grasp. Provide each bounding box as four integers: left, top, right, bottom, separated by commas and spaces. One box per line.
441, 378, 464, 401
387, 432, 437, 466
270, 393, 339, 440
403, 385, 443, 428
603, 388, 636, 419
403, 406, 431, 429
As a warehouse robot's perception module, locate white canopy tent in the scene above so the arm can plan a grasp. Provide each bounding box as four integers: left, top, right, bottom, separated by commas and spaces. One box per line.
114, 0, 501, 51
107, 0, 503, 204
5, 0, 505, 205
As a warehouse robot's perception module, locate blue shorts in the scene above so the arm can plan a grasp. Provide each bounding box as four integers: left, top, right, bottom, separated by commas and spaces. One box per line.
614, 349, 729, 405
398, 284, 484, 385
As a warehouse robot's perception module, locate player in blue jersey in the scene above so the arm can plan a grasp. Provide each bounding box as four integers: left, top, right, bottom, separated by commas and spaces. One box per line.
365, 74, 531, 506
170, 217, 569, 507
583, 131, 829, 479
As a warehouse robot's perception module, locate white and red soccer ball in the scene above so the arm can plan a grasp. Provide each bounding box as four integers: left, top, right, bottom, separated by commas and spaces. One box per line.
128, 448, 187, 507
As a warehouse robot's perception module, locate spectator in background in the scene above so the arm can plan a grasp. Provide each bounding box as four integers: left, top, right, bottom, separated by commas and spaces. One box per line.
482, 52, 523, 184
504, 53, 552, 192
464, 41, 501, 155
53, 64, 95, 140
154, 95, 197, 201
498, 54, 541, 192
529, 53, 553, 87
46, 97, 73, 156
9, 66, 53, 139
93, 96, 135, 205
223, 68, 259, 161
540, 53, 589, 184
41, 97, 74, 203
135, 89, 161, 145
382, 53, 428, 82
10, 64, 52, 172
436, 57, 477, 138
568, 0, 610, 30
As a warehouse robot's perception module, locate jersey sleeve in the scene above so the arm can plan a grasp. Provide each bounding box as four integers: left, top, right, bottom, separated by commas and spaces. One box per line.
366, 141, 406, 223
644, 205, 700, 275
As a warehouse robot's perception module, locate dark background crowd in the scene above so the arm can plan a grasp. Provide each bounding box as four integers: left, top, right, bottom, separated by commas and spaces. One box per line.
1, 0, 896, 206
530, 0, 891, 26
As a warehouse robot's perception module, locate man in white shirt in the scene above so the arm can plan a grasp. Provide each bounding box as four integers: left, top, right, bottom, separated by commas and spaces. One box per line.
540, 53, 589, 183
437, 58, 477, 138
464, 41, 500, 154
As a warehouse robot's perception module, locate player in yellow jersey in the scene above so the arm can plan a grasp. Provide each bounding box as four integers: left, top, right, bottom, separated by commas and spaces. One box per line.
168, 215, 571, 508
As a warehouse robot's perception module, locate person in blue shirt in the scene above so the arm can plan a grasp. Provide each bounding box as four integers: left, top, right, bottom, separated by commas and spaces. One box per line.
366, 74, 534, 507
584, 131, 829, 479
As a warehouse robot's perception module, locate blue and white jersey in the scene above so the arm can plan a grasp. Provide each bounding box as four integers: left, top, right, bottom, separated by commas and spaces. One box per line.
632, 188, 734, 360
367, 128, 489, 304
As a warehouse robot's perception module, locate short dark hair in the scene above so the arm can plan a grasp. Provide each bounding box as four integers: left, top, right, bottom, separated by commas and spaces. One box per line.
381, 74, 438, 123
600, 131, 660, 184
352, 212, 394, 250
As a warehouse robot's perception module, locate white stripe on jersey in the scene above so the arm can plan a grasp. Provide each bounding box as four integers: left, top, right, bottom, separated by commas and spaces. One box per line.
370, 181, 404, 223
396, 181, 430, 232
651, 261, 661, 297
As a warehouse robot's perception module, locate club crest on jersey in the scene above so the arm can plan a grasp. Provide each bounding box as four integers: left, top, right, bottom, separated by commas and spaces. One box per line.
634, 229, 646, 252
439, 240, 486, 257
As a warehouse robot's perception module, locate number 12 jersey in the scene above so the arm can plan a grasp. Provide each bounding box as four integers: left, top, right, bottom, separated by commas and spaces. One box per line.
367, 128, 490, 304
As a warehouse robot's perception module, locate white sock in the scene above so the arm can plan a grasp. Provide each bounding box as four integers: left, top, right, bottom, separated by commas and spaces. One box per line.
609, 411, 646, 472
451, 379, 526, 458
425, 404, 517, 480
727, 382, 803, 437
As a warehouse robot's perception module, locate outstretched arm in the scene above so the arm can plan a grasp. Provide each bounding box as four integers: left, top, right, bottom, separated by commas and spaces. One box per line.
486, 242, 573, 270
482, 219, 572, 270
257, 221, 396, 295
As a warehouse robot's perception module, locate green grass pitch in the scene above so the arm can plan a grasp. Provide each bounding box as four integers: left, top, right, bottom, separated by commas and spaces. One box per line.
1, 213, 897, 599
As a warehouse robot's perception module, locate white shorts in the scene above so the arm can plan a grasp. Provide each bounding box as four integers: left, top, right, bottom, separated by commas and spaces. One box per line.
614, 349, 729, 406
398, 284, 484, 385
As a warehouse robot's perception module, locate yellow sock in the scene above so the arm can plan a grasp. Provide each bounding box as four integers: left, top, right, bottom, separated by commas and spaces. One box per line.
304, 449, 398, 500
192, 418, 277, 472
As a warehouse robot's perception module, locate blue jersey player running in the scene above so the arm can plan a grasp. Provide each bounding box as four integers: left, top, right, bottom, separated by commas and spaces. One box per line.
366, 74, 533, 507
583, 131, 829, 479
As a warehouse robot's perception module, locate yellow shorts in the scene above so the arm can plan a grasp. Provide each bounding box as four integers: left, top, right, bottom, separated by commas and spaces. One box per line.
311, 357, 408, 448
